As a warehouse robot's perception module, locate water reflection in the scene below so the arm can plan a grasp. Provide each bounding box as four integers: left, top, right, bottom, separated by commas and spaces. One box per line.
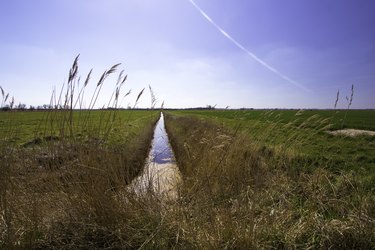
149, 113, 175, 164
130, 112, 181, 200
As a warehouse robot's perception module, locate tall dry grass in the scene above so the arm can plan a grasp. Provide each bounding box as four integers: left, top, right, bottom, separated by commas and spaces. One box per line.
0, 57, 177, 249
163, 112, 375, 249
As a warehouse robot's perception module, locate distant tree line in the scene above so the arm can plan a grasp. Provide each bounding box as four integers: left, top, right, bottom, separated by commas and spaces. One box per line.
0, 104, 158, 111
0, 103, 59, 111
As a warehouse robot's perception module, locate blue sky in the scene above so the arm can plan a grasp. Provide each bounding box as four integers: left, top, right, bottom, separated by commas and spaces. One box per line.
1, 0, 374, 109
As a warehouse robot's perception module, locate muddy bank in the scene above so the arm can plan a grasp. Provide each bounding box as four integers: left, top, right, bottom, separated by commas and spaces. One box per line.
328, 128, 375, 137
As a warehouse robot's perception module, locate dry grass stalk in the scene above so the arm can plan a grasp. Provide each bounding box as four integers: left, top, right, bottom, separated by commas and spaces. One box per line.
148, 85, 157, 109
163, 111, 374, 248
0, 57, 165, 249
341, 84, 355, 129
334, 89, 340, 109
133, 88, 145, 109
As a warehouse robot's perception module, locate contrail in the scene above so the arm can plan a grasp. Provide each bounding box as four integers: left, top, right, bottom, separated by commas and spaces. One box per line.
188, 0, 310, 92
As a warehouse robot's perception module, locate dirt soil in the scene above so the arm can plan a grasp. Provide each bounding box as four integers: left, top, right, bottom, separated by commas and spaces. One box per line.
328, 129, 375, 137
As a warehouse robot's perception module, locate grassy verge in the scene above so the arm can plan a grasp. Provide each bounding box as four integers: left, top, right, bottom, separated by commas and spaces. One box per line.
163, 111, 375, 249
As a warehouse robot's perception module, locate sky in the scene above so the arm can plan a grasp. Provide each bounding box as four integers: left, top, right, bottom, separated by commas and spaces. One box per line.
0, 0, 374, 109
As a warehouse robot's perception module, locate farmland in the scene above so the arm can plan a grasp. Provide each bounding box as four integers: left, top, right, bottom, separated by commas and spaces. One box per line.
164, 109, 375, 248
0, 109, 159, 145
168, 109, 375, 172
173, 109, 375, 130
1, 108, 375, 248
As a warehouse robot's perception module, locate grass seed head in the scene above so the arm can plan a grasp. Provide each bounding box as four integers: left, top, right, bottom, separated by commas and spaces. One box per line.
136, 88, 145, 104
84, 69, 93, 87
107, 63, 121, 75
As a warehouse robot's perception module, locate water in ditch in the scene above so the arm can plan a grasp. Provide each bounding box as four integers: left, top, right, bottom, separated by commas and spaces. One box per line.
130, 112, 181, 200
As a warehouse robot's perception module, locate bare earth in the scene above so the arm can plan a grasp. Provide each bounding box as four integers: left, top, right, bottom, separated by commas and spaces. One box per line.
328, 129, 375, 137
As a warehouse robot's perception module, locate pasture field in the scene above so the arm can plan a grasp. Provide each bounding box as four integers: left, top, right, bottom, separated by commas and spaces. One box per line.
0, 109, 159, 145
163, 109, 375, 249
173, 109, 375, 130
169, 109, 375, 173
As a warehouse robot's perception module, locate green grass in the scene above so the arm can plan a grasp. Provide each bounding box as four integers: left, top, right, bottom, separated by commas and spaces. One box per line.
0, 110, 159, 145
173, 109, 375, 130
168, 109, 375, 172
162, 110, 375, 249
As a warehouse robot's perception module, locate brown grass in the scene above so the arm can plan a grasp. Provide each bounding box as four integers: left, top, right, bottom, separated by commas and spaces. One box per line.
0, 57, 169, 249
163, 112, 375, 249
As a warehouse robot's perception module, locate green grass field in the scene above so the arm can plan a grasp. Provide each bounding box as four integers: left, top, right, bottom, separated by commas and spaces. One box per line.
168, 109, 375, 173
172, 109, 375, 130
162, 109, 375, 248
0, 110, 159, 145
